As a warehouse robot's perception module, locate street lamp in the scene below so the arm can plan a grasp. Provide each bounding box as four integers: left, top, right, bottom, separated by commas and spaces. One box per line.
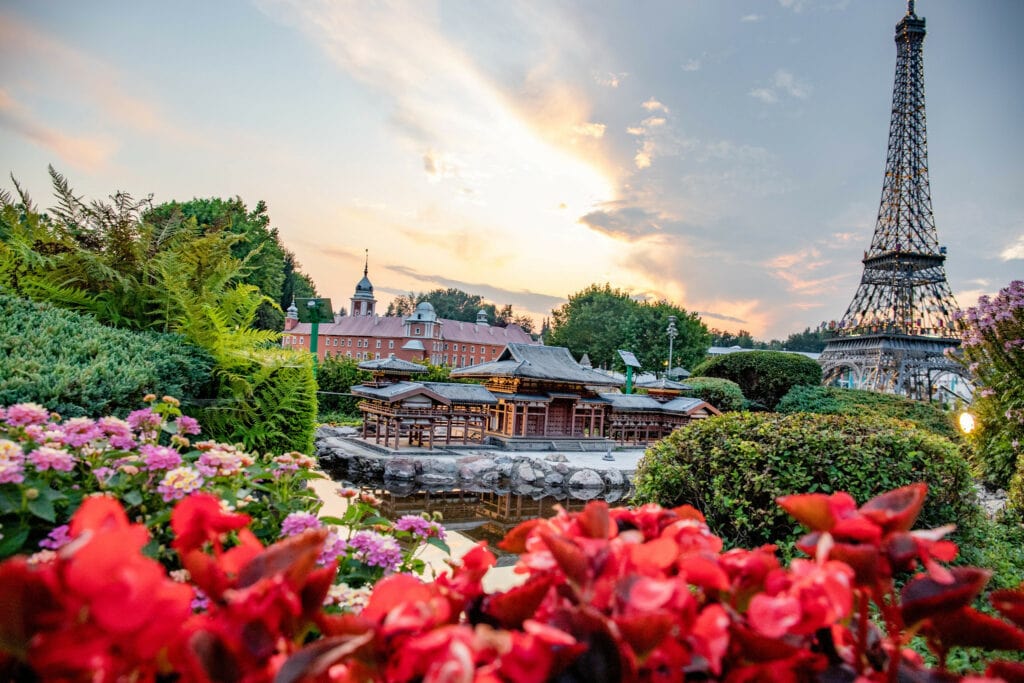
666, 315, 678, 378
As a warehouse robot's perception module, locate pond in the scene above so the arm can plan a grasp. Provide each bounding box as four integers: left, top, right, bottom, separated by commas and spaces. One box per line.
321, 461, 634, 566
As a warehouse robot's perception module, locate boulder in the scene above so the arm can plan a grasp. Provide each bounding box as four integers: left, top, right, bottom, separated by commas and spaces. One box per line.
545, 453, 569, 463
384, 458, 418, 480
602, 469, 626, 488
568, 469, 604, 490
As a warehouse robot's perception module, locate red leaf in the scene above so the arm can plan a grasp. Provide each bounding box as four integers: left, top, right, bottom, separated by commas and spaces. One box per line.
901, 567, 991, 626
0, 558, 60, 660
577, 501, 611, 539
499, 519, 543, 554
671, 504, 706, 523
992, 583, 1024, 629
987, 660, 1024, 683
634, 537, 678, 573
924, 606, 1024, 651
860, 483, 927, 533
616, 612, 675, 657
276, 632, 376, 683
361, 574, 432, 622
680, 555, 731, 592
539, 529, 589, 585
170, 493, 251, 555
485, 575, 554, 628
237, 528, 327, 589
777, 493, 840, 531
68, 495, 131, 537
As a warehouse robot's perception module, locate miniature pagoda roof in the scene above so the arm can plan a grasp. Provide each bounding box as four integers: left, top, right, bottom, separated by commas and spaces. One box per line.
450, 344, 623, 386
421, 382, 498, 404
636, 377, 692, 391
598, 393, 666, 411
666, 366, 692, 379
358, 355, 429, 374
351, 381, 447, 403
661, 396, 722, 416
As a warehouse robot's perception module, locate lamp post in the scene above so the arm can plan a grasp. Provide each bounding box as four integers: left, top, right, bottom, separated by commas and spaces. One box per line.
666, 315, 678, 378
307, 299, 322, 377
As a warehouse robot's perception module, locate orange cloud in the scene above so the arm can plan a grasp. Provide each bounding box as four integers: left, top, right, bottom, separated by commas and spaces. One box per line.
0, 88, 114, 170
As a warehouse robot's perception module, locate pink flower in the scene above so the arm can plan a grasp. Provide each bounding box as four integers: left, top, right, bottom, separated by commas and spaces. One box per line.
39, 525, 72, 550
27, 446, 75, 472
140, 444, 182, 471
157, 467, 204, 502
126, 407, 161, 432
98, 417, 136, 449
175, 415, 201, 436
59, 417, 102, 447
281, 512, 322, 537
3, 403, 50, 427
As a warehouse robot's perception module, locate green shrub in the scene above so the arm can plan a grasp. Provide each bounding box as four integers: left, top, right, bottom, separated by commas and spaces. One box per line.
317, 355, 371, 417
691, 350, 822, 410
777, 385, 959, 440
198, 349, 318, 454
1009, 457, 1024, 515
678, 376, 745, 412
0, 294, 214, 417
633, 412, 978, 551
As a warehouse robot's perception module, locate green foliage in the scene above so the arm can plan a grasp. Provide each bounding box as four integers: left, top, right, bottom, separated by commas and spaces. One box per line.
954, 281, 1024, 490
548, 283, 709, 372
1, 171, 319, 458
316, 355, 371, 416
198, 348, 318, 454
633, 412, 978, 551
1009, 457, 1024, 515
777, 385, 959, 440
691, 350, 822, 410
678, 377, 745, 412
0, 294, 214, 417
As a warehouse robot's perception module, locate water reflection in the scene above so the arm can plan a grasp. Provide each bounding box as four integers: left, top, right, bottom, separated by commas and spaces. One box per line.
329, 472, 632, 567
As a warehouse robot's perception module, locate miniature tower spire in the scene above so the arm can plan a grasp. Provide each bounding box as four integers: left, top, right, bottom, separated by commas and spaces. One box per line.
350, 249, 377, 316
818, 2, 965, 397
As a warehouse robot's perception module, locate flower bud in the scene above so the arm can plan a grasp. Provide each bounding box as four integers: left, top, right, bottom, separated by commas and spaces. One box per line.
25, 488, 39, 500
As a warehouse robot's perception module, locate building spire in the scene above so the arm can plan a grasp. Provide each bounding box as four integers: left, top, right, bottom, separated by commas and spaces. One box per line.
364, 249, 369, 277
907, 0, 915, 16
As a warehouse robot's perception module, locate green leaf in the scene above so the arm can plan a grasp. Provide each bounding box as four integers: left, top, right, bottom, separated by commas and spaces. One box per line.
123, 489, 144, 507
320, 516, 347, 526
0, 525, 30, 558
0, 487, 22, 514
27, 495, 56, 523
426, 537, 450, 554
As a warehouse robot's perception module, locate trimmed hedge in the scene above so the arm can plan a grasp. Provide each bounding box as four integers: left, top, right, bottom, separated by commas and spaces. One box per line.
0, 294, 214, 417
678, 376, 745, 412
633, 412, 978, 551
777, 384, 959, 440
690, 350, 822, 410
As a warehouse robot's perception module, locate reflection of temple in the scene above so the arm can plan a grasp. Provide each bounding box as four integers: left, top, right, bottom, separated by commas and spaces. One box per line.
351, 344, 720, 451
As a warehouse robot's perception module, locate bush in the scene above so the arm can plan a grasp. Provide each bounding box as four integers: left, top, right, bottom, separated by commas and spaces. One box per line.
633, 412, 978, 550
678, 376, 745, 412
0, 294, 214, 418
690, 350, 822, 410
777, 384, 959, 440
317, 355, 371, 417
198, 348, 318, 454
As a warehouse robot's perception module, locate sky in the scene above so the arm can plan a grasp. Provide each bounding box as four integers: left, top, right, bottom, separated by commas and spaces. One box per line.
1, 0, 1021, 340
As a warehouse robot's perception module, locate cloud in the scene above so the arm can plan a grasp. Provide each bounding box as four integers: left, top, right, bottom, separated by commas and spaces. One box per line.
749, 69, 811, 104
0, 88, 114, 170
698, 310, 749, 324
641, 98, 669, 113
572, 122, 606, 138
383, 264, 565, 312
741, 14, 764, 22
594, 71, 628, 88
1000, 234, 1024, 260
626, 126, 646, 136
634, 140, 655, 169
681, 59, 701, 72
0, 12, 191, 145
578, 206, 665, 240
642, 116, 666, 128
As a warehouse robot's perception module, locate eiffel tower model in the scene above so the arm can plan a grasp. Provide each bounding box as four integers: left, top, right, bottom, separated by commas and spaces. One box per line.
819, 0, 965, 398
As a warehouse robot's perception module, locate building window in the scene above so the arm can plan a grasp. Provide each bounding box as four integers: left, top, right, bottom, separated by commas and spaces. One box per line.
461, 355, 466, 366
462, 345, 467, 351
346, 351, 351, 357
470, 357, 475, 365
388, 340, 394, 349
299, 337, 304, 344
444, 354, 449, 364
347, 339, 352, 346
444, 343, 449, 350
471, 346, 475, 353
376, 340, 382, 349
375, 353, 380, 359
414, 327, 422, 336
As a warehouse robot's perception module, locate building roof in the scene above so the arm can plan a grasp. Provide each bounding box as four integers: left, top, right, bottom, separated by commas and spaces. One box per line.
285, 315, 533, 345
421, 382, 498, 404
636, 377, 692, 391
661, 396, 722, 415
357, 355, 428, 373
351, 381, 449, 404
597, 393, 666, 411
450, 344, 623, 386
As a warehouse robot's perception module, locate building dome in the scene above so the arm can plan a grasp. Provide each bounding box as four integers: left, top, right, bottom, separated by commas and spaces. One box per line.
353, 274, 374, 299
408, 301, 437, 322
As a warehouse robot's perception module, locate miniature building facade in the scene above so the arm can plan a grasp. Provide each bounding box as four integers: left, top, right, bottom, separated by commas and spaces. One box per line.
282, 265, 535, 367
351, 345, 720, 451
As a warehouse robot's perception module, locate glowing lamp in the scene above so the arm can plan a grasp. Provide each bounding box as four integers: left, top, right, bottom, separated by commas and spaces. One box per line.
958, 411, 976, 434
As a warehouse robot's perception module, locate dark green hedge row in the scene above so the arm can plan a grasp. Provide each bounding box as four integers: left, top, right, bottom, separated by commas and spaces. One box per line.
690, 350, 822, 410
0, 294, 214, 417
776, 384, 959, 440
633, 412, 978, 552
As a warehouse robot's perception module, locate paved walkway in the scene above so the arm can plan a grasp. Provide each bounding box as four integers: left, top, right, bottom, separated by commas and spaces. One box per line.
308, 473, 525, 592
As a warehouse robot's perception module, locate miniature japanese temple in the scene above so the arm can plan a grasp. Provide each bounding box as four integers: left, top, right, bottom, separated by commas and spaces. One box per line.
351, 345, 720, 451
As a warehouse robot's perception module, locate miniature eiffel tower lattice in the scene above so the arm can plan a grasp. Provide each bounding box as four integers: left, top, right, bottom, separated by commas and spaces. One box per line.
818, 0, 965, 397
